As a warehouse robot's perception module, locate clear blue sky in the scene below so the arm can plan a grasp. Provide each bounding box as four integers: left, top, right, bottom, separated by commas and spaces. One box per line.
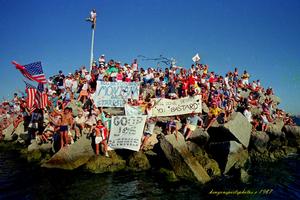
1, 0, 300, 114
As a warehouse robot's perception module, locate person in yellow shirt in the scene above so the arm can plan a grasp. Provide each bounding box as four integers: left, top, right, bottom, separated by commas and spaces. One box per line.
204, 103, 224, 131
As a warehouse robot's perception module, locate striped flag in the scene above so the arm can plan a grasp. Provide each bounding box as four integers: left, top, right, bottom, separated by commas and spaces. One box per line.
13, 61, 47, 84
24, 81, 48, 110
24, 81, 37, 109
35, 83, 48, 109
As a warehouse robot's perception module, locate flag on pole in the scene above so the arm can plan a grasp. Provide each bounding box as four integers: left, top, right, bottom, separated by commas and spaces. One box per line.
36, 83, 48, 109
192, 53, 201, 63
13, 61, 47, 84
24, 81, 48, 110
24, 81, 37, 109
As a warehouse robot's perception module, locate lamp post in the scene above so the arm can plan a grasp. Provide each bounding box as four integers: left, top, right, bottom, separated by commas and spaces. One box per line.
90, 27, 95, 74
86, 9, 97, 74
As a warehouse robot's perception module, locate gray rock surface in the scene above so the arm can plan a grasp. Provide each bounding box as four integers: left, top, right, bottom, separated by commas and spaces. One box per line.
41, 137, 94, 170
250, 131, 269, 152
85, 151, 126, 173
209, 141, 249, 174
159, 133, 210, 183
223, 112, 252, 147
267, 119, 285, 137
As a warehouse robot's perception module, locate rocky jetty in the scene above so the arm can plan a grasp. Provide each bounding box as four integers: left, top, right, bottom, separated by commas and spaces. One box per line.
1, 109, 299, 184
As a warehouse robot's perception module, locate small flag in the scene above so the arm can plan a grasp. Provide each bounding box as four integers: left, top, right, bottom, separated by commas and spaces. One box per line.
192, 53, 201, 63
13, 61, 47, 84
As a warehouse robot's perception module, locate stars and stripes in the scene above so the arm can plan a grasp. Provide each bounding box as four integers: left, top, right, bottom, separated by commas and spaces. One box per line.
13, 61, 47, 84
24, 81, 48, 110
24, 81, 37, 109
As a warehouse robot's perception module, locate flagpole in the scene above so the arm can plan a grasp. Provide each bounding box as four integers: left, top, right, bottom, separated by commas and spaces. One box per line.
89, 27, 95, 74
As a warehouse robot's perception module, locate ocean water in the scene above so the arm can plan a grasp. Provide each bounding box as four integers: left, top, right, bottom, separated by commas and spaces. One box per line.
0, 148, 299, 200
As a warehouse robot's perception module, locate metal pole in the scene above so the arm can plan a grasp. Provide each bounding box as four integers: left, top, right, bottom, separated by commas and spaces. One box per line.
89, 27, 95, 74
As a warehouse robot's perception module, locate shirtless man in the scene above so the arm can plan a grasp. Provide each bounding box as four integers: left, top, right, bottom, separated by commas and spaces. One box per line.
54, 107, 74, 148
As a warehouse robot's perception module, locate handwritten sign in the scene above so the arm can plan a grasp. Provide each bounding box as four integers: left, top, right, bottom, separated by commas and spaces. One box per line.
108, 115, 147, 151
125, 104, 144, 116
93, 81, 140, 107
151, 95, 202, 117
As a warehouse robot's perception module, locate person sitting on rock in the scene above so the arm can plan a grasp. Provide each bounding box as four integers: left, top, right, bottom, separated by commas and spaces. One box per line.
140, 117, 157, 150
167, 116, 179, 140
184, 112, 203, 140
74, 110, 86, 140
94, 119, 109, 157
243, 105, 253, 123
38, 122, 55, 144
204, 103, 224, 131
260, 111, 269, 132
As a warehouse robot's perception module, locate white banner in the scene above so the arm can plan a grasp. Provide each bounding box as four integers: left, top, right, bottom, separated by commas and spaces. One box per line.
125, 104, 144, 116
108, 115, 147, 151
151, 95, 202, 117
93, 81, 140, 107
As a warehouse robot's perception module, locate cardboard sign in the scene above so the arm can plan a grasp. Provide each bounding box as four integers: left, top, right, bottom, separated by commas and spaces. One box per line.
108, 115, 147, 151
151, 95, 202, 117
93, 81, 139, 107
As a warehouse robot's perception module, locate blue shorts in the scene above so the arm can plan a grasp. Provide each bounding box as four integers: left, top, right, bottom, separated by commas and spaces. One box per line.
60, 125, 68, 132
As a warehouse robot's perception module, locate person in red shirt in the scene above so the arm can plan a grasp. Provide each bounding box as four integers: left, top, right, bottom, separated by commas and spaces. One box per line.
94, 120, 109, 157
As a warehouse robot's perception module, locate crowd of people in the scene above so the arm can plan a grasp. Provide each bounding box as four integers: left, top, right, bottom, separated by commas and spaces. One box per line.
0, 55, 297, 156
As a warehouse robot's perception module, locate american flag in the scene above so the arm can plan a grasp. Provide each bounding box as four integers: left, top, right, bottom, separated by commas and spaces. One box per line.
13, 61, 47, 84
35, 83, 48, 109
24, 81, 48, 110
24, 81, 37, 109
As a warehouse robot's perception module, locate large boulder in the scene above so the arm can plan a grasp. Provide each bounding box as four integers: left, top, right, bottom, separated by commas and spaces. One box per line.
3, 124, 18, 141
41, 137, 94, 170
159, 133, 210, 183
223, 112, 251, 147
127, 151, 151, 171
250, 131, 269, 152
208, 112, 252, 148
267, 118, 285, 137
209, 141, 249, 174
85, 151, 126, 173
283, 125, 300, 139
283, 125, 300, 147
189, 128, 210, 145
28, 140, 52, 153
187, 141, 221, 177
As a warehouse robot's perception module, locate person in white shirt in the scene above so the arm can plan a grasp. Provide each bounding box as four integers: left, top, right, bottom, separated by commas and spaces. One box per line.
243, 106, 253, 122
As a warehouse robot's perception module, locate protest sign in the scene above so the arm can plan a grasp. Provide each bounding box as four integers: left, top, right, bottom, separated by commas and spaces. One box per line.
108, 115, 147, 151
93, 81, 140, 107
151, 95, 202, 117
125, 104, 144, 116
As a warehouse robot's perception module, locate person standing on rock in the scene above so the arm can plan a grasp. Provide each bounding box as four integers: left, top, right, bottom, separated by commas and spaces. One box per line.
54, 107, 74, 149
94, 119, 109, 157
